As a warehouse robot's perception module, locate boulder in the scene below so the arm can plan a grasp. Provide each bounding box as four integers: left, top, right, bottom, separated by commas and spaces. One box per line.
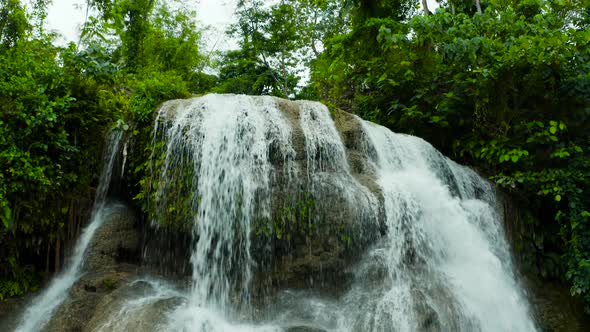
84, 280, 184, 332
43, 203, 142, 332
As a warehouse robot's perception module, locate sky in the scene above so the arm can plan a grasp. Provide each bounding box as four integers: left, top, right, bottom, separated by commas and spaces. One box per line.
46, 0, 238, 49
46, 0, 439, 50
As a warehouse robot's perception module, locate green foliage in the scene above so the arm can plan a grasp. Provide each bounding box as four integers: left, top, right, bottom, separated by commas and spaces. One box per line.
0, 0, 204, 300
0, 34, 93, 293
216, 0, 303, 97
128, 71, 191, 123
221, 0, 357, 97
351, 0, 417, 22
214, 48, 289, 96
86, 0, 203, 74
0, 266, 40, 300
133, 130, 196, 231
0, 37, 74, 209
0, 0, 29, 47
310, 0, 590, 310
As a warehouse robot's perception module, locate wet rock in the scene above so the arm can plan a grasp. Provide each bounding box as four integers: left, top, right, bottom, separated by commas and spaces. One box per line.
497, 190, 590, 331
236, 100, 384, 301
83, 204, 140, 273
413, 293, 442, 332
43, 204, 142, 332
268, 247, 351, 292
0, 296, 29, 331
84, 281, 184, 332
525, 278, 590, 332
43, 267, 139, 332
142, 227, 193, 277
285, 326, 327, 332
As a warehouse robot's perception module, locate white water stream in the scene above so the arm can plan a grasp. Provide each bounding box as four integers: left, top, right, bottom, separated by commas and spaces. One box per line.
338, 121, 537, 331
15, 130, 123, 332
154, 95, 295, 331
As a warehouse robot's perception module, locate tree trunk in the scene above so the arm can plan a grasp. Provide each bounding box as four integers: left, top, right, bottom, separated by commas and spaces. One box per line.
54, 238, 61, 272
475, 0, 482, 15
46, 241, 51, 274
281, 54, 289, 98
422, 0, 432, 15
310, 10, 320, 57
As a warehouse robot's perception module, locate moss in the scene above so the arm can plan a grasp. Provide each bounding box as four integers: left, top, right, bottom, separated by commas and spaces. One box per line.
273, 191, 316, 241
251, 191, 354, 250
130, 114, 197, 232
325, 101, 339, 120
101, 278, 116, 291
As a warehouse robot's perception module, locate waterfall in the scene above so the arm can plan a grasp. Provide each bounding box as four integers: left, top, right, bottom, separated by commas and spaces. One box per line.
139, 94, 537, 331
152, 95, 295, 331
263, 117, 537, 332
337, 120, 537, 331
297, 101, 379, 241
15, 129, 124, 332
32, 94, 538, 331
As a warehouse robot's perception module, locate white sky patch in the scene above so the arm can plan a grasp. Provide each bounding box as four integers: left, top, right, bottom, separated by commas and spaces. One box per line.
197, 0, 239, 52
426, 0, 440, 11
45, 0, 239, 50
45, 0, 85, 45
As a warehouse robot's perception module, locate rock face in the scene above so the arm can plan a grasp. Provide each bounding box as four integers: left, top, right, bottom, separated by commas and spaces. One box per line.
83, 203, 140, 272
0, 296, 29, 331
83, 280, 184, 332
43, 203, 142, 332
256, 105, 383, 296
496, 191, 590, 331
148, 96, 384, 302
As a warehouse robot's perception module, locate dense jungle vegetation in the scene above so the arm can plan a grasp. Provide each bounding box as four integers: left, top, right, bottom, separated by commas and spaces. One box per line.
1, 0, 589, 313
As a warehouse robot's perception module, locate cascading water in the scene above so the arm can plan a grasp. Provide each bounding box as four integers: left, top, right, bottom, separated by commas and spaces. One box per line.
152, 95, 295, 331
335, 121, 537, 331
297, 101, 379, 245
48, 94, 538, 331
15, 129, 123, 332
92, 278, 184, 332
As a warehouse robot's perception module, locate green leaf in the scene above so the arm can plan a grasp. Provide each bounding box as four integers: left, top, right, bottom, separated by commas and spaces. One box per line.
2, 206, 11, 230
555, 195, 562, 202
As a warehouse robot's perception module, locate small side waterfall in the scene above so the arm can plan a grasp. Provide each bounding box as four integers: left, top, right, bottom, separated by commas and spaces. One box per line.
15, 129, 123, 332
